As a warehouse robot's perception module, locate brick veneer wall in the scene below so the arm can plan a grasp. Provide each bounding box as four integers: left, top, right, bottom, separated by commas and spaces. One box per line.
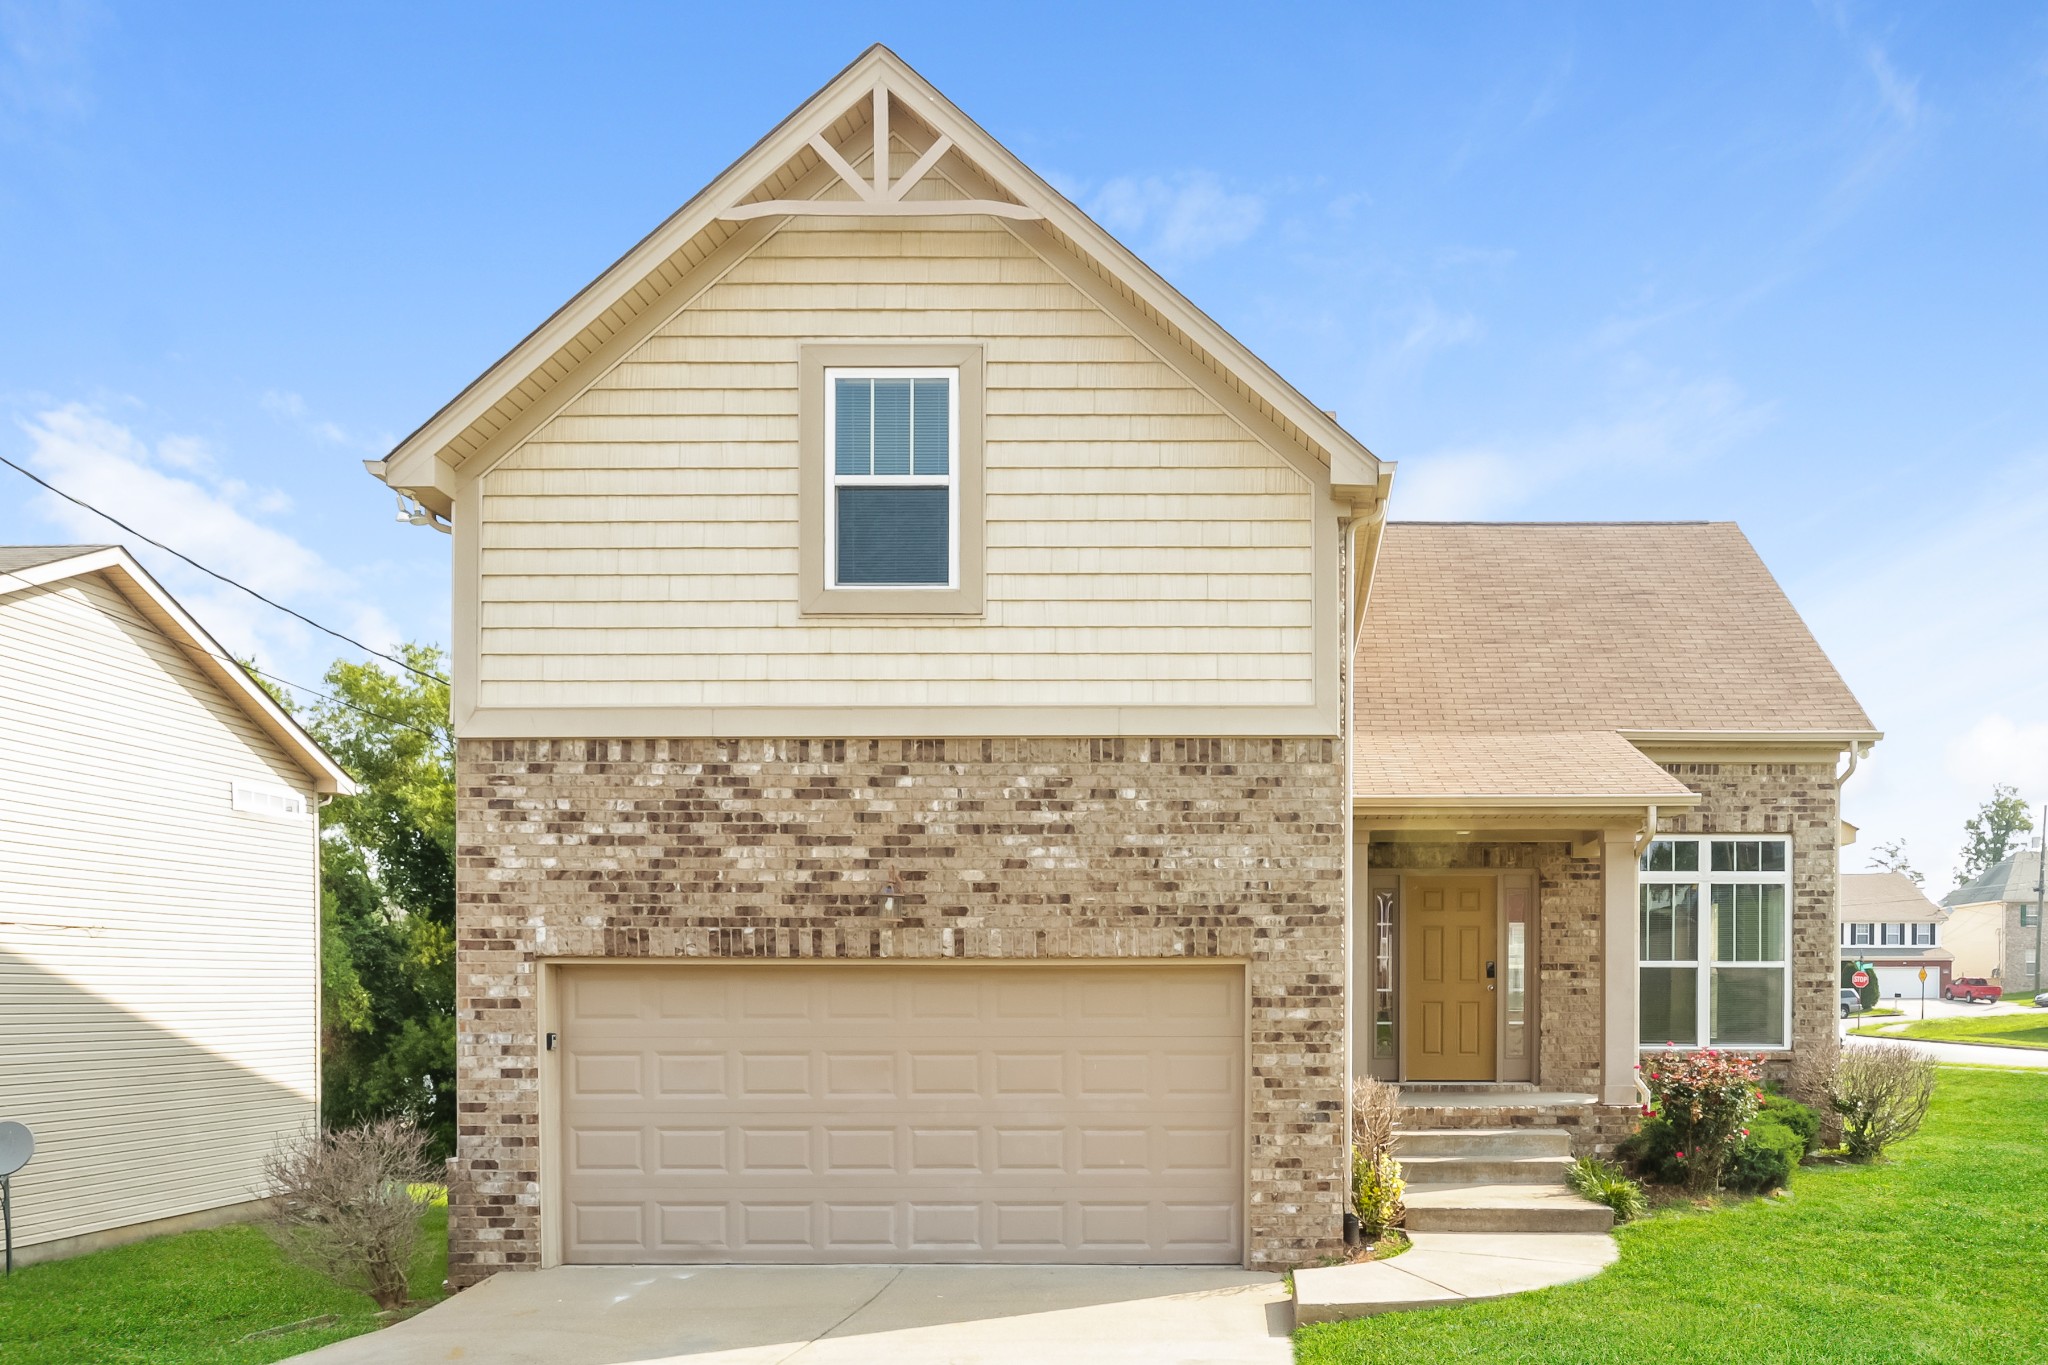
1657, 759, 1842, 1101
450, 736, 1348, 1284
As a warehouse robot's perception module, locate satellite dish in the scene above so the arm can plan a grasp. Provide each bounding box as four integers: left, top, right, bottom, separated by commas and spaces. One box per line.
0, 1122, 33, 1178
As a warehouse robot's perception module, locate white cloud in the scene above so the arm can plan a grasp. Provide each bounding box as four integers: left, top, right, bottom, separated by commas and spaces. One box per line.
1393, 370, 1769, 520
1796, 452, 2048, 888
1947, 716, 2048, 796
1088, 172, 1264, 263
261, 389, 364, 450
13, 403, 401, 686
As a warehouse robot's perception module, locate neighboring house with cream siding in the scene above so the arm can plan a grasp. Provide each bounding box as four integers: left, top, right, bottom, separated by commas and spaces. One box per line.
369, 47, 1878, 1281
1941, 846, 2045, 993
0, 544, 350, 1265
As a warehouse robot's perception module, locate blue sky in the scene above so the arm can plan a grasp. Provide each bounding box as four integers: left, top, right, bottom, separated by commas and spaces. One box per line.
4, 3, 2046, 886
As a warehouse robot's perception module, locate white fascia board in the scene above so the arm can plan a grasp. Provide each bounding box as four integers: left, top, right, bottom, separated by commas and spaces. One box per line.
8, 547, 357, 795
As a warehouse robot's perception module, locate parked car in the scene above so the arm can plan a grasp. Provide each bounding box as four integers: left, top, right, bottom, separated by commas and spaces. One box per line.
1946, 977, 2003, 1003
2033, 992, 2048, 1008
1840, 987, 1863, 1018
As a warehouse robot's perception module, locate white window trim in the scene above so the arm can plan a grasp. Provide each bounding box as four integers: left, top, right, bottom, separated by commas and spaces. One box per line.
232, 779, 308, 820
1911, 923, 1937, 946
823, 367, 960, 593
1848, 922, 1874, 946
1639, 835, 1794, 1050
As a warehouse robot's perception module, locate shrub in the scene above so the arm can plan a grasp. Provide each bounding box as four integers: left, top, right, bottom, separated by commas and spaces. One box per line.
1760, 1093, 1821, 1155
1566, 1155, 1646, 1222
263, 1119, 436, 1309
1353, 1148, 1407, 1235
1350, 1078, 1405, 1233
1829, 1046, 1938, 1160
1640, 1050, 1766, 1194
1725, 1117, 1805, 1192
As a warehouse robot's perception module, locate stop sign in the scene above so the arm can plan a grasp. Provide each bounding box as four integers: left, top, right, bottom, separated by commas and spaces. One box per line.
1852, 970, 1870, 989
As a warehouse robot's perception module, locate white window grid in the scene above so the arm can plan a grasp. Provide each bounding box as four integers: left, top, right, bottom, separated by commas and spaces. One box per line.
1911, 923, 1937, 946
824, 367, 960, 591
1639, 836, 1793, 1050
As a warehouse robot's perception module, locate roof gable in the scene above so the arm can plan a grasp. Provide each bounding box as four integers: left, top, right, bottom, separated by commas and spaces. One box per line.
372, 45, 1382, 513
0, 546, 353, 793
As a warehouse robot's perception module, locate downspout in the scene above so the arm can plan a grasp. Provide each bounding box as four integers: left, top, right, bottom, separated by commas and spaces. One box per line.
1634, 804, 1659, 856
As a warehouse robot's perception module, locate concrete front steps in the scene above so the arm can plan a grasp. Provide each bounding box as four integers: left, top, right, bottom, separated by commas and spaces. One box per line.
1394, 1090, 1615, 1235
1293, 1091, 1621, 1325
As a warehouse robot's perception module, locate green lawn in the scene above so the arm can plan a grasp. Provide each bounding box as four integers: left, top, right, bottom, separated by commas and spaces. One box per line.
0, 1202, 445, 1365
1296, 1067, 2048, 1364
1852, 1012, 2048, 1050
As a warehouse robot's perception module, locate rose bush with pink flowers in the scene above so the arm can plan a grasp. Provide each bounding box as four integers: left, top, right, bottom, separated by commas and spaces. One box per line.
1637, 1049, 1766, 1194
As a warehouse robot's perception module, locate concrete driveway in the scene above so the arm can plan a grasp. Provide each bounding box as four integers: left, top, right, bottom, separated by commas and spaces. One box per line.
287, 1264, 1293, 1365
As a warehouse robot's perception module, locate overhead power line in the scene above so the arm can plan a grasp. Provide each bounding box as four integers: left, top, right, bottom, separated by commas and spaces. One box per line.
0, 564, 444, 745
0, 451, 450, 685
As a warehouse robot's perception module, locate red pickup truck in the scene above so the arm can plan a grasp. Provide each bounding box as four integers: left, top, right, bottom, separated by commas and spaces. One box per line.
1946, 977, 2003, 1003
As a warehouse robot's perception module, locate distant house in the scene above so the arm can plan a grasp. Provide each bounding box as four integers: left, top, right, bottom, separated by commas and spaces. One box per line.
0, 545, 350, 1265
1942, 845, 2044, 993
1839, 871, 1950, 1000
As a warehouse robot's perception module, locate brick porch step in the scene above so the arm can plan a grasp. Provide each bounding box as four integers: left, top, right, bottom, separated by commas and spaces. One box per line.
1401, 1182, 1615, 1234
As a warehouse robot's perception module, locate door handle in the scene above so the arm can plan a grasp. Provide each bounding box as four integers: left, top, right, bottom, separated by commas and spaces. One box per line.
1486, 960, 1496, 991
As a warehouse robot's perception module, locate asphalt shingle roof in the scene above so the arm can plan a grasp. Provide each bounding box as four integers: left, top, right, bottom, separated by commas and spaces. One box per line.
1841, 871, 1946, 923
1944, 849, 2045, 908
1355, 522, 1875, 735
0, 545, 112, 575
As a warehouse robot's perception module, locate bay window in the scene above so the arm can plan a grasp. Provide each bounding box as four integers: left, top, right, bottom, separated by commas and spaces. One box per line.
1639, 836, 1791, 1048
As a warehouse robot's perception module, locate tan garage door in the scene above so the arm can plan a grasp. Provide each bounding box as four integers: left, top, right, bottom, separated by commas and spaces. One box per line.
555, 963, 1244, 1264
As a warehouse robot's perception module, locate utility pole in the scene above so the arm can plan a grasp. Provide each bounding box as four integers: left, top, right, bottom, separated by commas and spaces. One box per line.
2034, 805, 2045, 994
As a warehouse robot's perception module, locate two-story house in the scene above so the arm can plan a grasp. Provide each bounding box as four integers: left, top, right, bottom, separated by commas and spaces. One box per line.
370, 48, 1877, 1283
1838, 870, 1949, 1000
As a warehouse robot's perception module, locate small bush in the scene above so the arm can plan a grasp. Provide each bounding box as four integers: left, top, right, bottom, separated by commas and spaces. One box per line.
1725, 1117, 1805, 1192
263, 1119, 436, 1310
1640, 1050, 1767, 1194
1617, 1116, 1682, 1184
1353, 1148, 1406, 1235
1566, 1155, 1647, 1222
1829, 1047, 1938, 1160
1760, 1093, 1821, 1155
1350, 1078, 1405, 1233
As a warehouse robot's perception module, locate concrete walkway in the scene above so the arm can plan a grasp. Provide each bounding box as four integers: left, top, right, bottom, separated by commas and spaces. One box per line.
1292, 1232, 1617, 1326
286, 1264, 1292, 1365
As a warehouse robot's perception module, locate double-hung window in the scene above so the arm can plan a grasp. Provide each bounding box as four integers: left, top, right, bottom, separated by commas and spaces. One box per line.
799, 345, 983, 615
1911, 923, 1936, 946
1847, 922, 1874, 946
1639, 836, 1792, 1048
1880, 923, 1906, 947
826, 369, 956, 590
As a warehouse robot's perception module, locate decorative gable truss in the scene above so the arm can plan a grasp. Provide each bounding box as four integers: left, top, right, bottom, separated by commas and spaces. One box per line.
724, 85, 1037, 221
371, 46, 1386, 533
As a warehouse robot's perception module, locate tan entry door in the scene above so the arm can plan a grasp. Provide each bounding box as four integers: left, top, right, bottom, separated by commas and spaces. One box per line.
1403, 876, 1497, 1080
555, 963, 1244, 1264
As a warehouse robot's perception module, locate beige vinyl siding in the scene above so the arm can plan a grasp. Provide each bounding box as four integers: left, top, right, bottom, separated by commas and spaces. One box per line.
0, 576, 318, 1251
474, 215, 1317, 715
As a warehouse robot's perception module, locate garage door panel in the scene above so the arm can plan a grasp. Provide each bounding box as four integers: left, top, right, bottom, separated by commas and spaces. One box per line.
557, 964, 1244, 1264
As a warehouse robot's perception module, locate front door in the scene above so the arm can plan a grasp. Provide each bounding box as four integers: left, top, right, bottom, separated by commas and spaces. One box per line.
1403, 876, 1497, 1081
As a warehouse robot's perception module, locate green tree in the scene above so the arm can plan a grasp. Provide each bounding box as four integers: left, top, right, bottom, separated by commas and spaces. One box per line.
1958, 784, 2034, 889
304, 646, 456, 1158
1866, 838, 1924, 887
